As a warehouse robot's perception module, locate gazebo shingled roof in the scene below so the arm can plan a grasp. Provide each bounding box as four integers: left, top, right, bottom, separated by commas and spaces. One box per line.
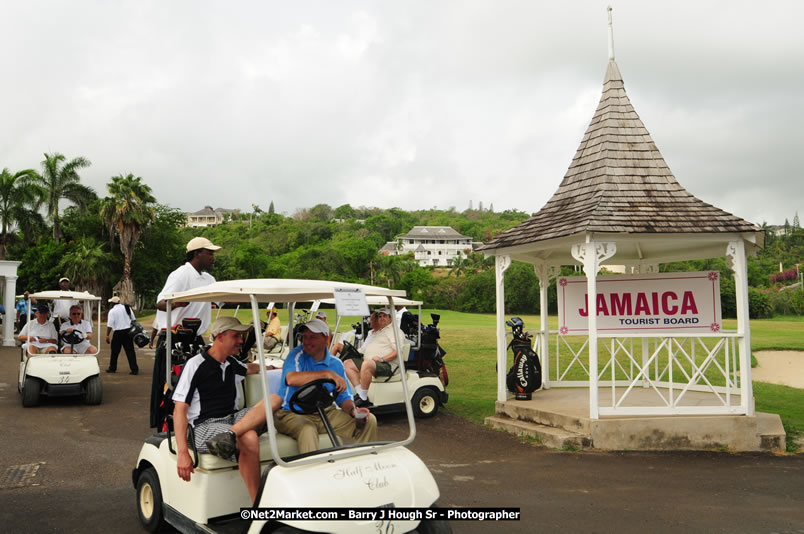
479, 60, 762, 257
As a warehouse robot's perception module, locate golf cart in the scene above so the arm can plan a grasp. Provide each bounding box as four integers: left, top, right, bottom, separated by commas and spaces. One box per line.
132, 279, 450, 533
324, 296, 448, 419
18, 290, 103, 407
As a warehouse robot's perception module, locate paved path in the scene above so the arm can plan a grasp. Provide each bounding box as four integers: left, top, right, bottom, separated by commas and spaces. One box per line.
2, 346, 803, 533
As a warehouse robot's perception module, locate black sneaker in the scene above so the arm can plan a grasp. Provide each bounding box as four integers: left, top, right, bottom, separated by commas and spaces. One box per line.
355, 397, 373, 409
205, 430, 237, 459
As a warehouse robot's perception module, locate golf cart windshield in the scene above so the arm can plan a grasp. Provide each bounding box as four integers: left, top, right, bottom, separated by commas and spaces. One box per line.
161, 279, 415, 468
27, 290, 102, 355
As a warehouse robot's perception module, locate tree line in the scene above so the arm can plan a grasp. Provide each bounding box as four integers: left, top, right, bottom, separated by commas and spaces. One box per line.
3, 153, 802, 317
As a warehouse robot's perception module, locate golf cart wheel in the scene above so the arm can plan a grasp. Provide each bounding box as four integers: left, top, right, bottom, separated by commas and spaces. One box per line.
22, 377, 41, 407
416, 519, 452, 533
136, 467, 166, 532
83, 376, 103, 405
412, 387, 439, 419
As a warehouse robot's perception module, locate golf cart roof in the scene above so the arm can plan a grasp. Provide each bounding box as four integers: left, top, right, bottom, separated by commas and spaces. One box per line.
29, 290, 101, 301
319, 296, 422, 307
163, 278, 406, 304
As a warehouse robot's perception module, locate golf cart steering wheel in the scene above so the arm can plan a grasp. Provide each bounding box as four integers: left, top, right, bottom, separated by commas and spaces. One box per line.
288, 378, 338, 415
61, 330, 85, 346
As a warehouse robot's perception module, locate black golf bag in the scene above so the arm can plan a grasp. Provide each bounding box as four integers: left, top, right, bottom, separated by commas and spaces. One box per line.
505, 317, 541, 400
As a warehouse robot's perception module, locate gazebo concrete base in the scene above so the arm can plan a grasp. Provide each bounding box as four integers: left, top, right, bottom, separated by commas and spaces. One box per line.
485, 388, 785, 452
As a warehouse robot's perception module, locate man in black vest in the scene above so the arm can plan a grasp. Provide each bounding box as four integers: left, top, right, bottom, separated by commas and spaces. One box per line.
172, 316, 280, 502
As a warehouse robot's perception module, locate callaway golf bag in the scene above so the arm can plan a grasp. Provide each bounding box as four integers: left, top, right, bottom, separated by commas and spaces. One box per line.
505, 317, 541, 400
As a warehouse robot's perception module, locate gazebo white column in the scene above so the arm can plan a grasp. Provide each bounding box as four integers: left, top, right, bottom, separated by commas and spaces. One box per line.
0, 261, 22, 346
728, 239, 754, 415
572, 241, 616, 419
495, 255, 511, 402
534, 263, 558, 389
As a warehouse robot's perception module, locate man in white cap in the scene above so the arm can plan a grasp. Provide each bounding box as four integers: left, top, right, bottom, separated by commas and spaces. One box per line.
172, 316, 281, 503
53, 277, 78, 326
343, 308, 402, 408
156, 237, 221, 337
105, 296, 138, 374
275, 318, 377, 454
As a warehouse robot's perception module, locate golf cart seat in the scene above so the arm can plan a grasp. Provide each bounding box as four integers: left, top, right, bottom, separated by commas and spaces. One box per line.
170, 432, 334, 471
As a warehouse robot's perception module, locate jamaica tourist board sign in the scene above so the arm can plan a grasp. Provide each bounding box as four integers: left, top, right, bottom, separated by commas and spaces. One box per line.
557, 271, 722, 335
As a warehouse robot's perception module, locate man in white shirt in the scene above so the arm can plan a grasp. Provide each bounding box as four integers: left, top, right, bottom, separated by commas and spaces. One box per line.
18, 304, 59, 354
52, 277, 78, 325
60, 304, 97, 354
156, 237, 220, 337
343, 309, 403, 408
105, 296, 138, 374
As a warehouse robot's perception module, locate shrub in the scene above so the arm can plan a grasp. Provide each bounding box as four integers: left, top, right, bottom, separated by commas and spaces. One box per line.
769, 289, 804, 316
748, 288, 773, 319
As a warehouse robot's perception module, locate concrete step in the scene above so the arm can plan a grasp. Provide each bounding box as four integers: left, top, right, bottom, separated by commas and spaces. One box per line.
495, 400, 590, 434
485, 415, 592, 449
756, 412, 786, 452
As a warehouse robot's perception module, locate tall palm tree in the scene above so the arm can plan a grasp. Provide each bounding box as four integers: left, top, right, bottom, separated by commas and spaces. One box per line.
34, 152, 95, 241
0, 167, 44, 260
57, 236, 115, 297
99, 174, 156, 305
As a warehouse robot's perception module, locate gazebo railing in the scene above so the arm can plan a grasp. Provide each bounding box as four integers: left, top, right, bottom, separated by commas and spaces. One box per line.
537, 330, 746, 416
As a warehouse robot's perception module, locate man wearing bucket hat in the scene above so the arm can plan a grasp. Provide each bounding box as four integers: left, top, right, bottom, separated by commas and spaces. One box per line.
156, 237, 221, 337
172, 316, 281, 502
274, 318, 377, 454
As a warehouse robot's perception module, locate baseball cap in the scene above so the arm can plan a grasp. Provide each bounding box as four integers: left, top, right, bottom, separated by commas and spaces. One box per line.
59, 277, 70, 283
36, 304, 49, 313
301, 318, 330, 336
209, 316, 251, 338
375, 308, 391, 316
108, 296, 120, 304
315, 310, 327, 320
186, 237, 222, 253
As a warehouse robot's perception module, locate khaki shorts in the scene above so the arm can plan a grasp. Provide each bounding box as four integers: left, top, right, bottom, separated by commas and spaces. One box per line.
355, 358, 394, 377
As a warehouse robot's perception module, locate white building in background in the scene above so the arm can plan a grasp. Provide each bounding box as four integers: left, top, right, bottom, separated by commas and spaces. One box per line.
380, 226, 481, 267
185, 206, 236, 227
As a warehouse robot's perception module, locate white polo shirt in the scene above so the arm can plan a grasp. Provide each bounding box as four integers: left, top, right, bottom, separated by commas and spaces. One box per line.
108, 303, 135, 331
157, 263, 216, 333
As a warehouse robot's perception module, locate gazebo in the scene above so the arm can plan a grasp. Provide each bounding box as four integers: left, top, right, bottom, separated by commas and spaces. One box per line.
479, 11, 782, 450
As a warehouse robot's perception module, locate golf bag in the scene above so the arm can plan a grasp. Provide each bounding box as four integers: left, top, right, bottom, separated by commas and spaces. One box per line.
505, 317, 541, 400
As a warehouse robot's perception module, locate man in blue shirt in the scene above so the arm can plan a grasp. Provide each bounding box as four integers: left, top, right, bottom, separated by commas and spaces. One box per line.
15, 291, 32, 333
275, 318, 377, 454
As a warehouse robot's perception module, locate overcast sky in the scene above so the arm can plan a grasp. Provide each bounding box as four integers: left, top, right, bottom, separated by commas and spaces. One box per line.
2, 1, 802, 225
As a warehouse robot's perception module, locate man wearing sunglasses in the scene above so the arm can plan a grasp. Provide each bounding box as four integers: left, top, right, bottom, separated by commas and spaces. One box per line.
60, 305, 97, 354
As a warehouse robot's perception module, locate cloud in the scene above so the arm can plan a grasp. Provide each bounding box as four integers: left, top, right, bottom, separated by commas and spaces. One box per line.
0, 0, 801, 225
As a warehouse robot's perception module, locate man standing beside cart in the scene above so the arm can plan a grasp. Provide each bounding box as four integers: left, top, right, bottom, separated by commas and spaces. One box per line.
155, 237, 220, 341
275, 318, 377, 453
106, 296, 138, 374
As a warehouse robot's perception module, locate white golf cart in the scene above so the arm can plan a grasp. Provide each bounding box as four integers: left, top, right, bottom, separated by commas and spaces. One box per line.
321, 296, 448, 419
132, 279, 450, 534
18, 290, 103, 407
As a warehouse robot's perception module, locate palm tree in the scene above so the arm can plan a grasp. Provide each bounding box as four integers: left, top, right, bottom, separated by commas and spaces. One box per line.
99, 174, 156, 305
34, 152, 96, 241
0, 168, 44, 260
57, 236, 115, 297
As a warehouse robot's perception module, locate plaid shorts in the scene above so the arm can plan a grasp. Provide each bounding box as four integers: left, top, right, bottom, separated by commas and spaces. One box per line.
190, 407, 256, 461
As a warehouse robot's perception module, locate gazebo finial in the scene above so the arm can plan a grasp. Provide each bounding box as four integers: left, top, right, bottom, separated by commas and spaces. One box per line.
607, 5, 615, 61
